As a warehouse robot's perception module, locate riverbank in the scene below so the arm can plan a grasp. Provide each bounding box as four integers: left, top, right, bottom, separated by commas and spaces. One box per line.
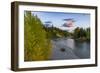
74, 37, 90, 42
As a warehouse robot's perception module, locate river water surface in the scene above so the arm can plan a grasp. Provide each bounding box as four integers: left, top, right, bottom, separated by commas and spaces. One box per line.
50, 38, 90, 60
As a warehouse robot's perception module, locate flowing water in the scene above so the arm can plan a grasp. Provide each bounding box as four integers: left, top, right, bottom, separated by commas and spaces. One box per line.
50, 38, 90, 60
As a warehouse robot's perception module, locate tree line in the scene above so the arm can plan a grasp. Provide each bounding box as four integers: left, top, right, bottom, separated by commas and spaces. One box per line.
73, 27, 90, 41
43, 26, 90, 41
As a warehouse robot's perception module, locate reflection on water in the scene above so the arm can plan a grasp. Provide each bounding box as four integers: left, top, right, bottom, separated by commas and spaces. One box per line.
74, 41, 90, 58
50, 38, 90, 60
66, 39, 75, 50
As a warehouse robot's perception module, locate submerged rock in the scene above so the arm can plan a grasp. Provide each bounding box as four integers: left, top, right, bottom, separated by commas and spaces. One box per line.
60, 48, 66, 52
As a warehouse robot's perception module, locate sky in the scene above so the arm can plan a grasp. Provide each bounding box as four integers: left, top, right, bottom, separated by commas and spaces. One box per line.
31, 11, 90, 31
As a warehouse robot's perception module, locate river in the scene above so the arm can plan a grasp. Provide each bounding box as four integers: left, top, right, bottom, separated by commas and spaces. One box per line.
50, 38, 90, 60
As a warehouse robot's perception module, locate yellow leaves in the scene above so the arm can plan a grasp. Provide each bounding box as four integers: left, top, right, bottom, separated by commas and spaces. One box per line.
24, 11, 52, 61
32, 48, 48, 61
56, 33, 61, 37
32, 54, 46, 61
76, 29, 80, 32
